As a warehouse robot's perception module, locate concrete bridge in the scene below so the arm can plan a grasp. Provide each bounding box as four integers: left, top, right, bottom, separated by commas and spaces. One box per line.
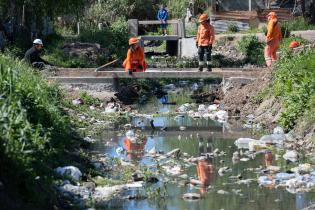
49, 68, 263, 84
128, 19, 185, 57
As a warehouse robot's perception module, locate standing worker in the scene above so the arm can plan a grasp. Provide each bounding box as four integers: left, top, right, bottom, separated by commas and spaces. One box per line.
157, 4, 168, 36
264, 12, 282, 67
196, 14, 215, 72
123, 37, 147, 75
23, 39, 53, 69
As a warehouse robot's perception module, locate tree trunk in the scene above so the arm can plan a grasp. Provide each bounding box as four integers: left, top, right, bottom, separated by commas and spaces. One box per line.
310, 0, 315, 23
301, 0, 305, 17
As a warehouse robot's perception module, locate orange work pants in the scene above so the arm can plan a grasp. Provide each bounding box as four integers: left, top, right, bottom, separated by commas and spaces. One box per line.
264, 39, 280, 67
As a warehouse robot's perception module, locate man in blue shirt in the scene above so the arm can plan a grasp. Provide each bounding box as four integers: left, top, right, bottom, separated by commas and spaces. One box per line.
157, 4, 168, 36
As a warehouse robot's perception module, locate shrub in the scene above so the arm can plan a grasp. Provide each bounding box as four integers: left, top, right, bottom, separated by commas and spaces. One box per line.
273, 49, 315, 130
282, 17, 315, 32
279, 36, 309, 52
237, 36, 265, 65
0, 56, 74, 208
227, 23, 239, 33
79, 18, 129, 63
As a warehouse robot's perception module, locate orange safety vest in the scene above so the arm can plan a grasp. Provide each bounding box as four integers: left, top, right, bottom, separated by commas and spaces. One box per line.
123, 47, 147, 72
266, 18, 282, 42
196, 23, 215, 46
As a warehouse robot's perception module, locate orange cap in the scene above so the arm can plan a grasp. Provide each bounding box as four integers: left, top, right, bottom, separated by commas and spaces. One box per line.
199, 14, 209, 23
289, 41, 300, 48
266, 12, 277, 18
129, 37, 139, 45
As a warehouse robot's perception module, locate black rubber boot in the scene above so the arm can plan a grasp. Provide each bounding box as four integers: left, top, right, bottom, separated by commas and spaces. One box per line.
198, 66, 203, 72
128, 69, 133, 75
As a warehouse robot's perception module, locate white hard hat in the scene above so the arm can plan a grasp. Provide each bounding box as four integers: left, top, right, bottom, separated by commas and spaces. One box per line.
33, 39, 43, 45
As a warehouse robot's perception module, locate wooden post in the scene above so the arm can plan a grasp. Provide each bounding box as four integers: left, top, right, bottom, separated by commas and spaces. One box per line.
178, 19, 186, 38
22, 4, 26, 27
77, 22, 80, 35
128, 19, 139, 36
249, 0, 252, 11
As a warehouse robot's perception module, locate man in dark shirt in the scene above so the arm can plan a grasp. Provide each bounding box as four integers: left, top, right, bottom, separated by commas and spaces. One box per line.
24, 39, 52, 69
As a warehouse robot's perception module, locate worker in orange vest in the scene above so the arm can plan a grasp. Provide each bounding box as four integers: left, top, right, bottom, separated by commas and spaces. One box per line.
123, 37, 147, 75
196, 14, 215, 72
264, 12, 282, 67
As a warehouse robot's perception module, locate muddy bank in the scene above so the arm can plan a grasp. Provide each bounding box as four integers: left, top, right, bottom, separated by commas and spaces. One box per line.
221, 68, 314, 142
222, 69, 273, 120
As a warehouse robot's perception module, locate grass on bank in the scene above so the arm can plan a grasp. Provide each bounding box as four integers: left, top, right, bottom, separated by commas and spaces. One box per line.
43, 18, 129, 68
273, 49, 315, 131
246, 37, 314, 133
0, 55, 81, 209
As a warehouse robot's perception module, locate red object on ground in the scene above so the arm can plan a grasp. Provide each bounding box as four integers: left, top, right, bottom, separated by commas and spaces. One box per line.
289, 41, 300, 49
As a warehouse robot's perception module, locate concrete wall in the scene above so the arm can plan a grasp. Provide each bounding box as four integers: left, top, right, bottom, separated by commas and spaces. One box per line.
180, 37, 198, 58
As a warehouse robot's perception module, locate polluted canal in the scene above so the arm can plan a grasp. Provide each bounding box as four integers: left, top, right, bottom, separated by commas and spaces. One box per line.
63, 80, 315, 210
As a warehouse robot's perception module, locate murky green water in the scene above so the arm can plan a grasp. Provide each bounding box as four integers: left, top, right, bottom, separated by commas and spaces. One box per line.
92, 82, 315, 210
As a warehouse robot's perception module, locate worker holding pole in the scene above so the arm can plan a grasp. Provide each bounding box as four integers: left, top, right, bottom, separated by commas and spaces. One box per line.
196, 14, 215, 72
123, 37, 147, 75
264, 12, 282, 67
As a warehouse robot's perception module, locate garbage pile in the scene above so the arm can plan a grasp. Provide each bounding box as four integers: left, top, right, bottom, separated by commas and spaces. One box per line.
234, 126, 315, 194
176, 103, 228, 123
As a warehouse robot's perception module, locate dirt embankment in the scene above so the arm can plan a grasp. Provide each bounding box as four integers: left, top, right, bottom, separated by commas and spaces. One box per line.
222, 69, 274, 121
222, 68, 314, 142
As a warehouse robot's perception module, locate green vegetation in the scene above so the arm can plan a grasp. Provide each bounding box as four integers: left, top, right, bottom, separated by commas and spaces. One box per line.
161, 0, 209, 18
279, 36, 309, 51
227, 23, 239, 33
282, 17, 315, 32
237, 36, 265, 65
43, 34, 93, 68
43, 18, 129, 68
272, 49, 315, 130
0, 55, 79, 209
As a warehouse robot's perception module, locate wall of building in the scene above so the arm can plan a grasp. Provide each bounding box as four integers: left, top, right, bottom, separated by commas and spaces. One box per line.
218, 0, 265, 11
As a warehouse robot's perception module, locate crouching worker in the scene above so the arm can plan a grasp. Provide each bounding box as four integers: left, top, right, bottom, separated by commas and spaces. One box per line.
123, 37, 147, 75
196, 14, 215, 72
24, 39, 53, 69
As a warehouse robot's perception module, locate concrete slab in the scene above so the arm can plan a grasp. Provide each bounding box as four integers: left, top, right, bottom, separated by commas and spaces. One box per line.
50, 68, 263, 84
140, 35, 179, 41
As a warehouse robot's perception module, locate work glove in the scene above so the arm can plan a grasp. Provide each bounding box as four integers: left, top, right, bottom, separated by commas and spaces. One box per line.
196, 42, 199, 48
128, 69, 133, 75
138, 65, 143, 70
